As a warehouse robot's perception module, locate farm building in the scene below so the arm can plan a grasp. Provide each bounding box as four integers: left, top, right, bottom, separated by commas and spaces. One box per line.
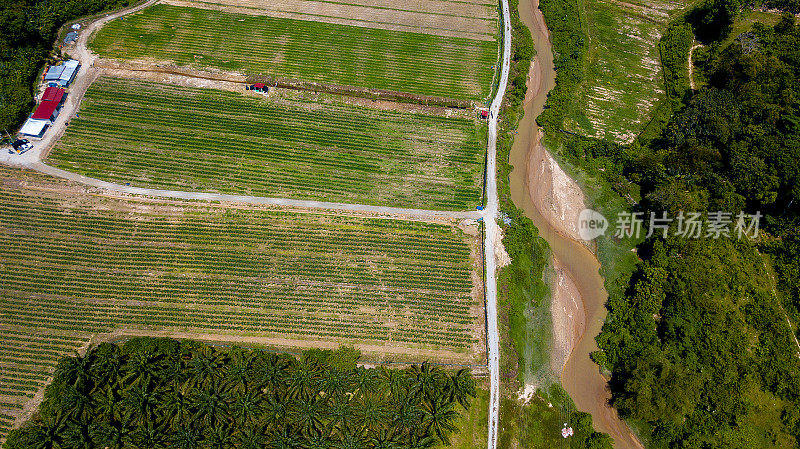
41, 86, 66, 104
64, 31, 79, 44
31, 87, 66, 122
19, 118, 50, 139
43, 60, 81, 87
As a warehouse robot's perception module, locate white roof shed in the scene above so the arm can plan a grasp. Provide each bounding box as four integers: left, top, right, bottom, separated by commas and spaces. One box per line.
19, 118, 50, 139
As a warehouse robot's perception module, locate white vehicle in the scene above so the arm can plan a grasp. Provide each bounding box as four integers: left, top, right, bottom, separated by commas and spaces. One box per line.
9, 139, 33, 154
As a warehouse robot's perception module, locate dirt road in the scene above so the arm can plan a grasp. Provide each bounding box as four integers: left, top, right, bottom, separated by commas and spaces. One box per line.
484, 1, 512, 448
30, 162, 482, 220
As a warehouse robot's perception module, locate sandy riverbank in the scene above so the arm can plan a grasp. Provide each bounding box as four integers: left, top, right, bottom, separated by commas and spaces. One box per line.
508, 0, 644, 448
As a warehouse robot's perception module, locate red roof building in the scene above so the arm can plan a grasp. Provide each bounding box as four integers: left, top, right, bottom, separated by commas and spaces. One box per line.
31, 87, 66, 121
254, 83, 265, 89
480, 110, 489, 119
42, 86, 65, 103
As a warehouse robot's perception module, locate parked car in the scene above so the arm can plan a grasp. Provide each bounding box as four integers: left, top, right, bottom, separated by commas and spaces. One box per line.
9, 139, 32, 154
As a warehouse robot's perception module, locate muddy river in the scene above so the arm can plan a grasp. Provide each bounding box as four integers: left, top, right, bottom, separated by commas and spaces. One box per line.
508, 1, 643, 448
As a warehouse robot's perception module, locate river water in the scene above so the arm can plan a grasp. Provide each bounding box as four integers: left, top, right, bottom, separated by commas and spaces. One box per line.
508, 1, 642, 447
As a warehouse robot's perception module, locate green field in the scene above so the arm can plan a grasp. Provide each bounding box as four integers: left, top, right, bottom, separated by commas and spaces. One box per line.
564, 0, 690, 142
0, 167, 480, 439
89, 4, 499, 101
49, 77, 486, 210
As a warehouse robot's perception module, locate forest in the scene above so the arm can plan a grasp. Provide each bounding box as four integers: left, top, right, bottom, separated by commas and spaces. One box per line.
3, 340, 475, 449
0, 0, 132, 134
582, 7, 800, 448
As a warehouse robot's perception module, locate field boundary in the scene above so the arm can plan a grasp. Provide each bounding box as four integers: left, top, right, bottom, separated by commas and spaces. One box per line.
27, 162, 483, 219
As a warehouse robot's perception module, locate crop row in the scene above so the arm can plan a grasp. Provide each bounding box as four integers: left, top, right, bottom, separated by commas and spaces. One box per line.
50, 77, 484, 210
91, 4, 498, 100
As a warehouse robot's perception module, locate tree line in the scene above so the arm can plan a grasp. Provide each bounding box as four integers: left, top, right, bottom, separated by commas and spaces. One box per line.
4, 339, 475, 449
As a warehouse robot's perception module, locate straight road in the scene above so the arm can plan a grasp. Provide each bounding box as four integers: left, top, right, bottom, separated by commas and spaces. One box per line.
484, 0, 512, 448
30, 163, 483, 220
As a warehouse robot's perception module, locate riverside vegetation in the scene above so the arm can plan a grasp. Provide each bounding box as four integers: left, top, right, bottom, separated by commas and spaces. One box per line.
4, 341, 476, 449
494, 0, 613, 447
537, 0, 800, 445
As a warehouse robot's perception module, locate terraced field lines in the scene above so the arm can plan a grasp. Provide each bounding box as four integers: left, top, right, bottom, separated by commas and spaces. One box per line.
0, 170, 480, 349
49, 77, 485, 210
89, 4, 499, 100
566, 0, 687, 142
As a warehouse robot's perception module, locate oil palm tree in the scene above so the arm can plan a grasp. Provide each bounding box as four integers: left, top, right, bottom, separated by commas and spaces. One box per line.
230, 391, 262, 426
188, 347, 226, 389
123, 379, 162, 426
88, 343, 123, 388
380, 368, 407, 402
91, 384, 121, 423
123, 349, 162, 386
89, 420, 132, 449
163, 387, 192, 429
328, 396, 354, 434
171, 425, 203, 449
262, 392, 289, 433
317, 367, 348, 400
61, 384, 93, 423
292, 396, 323, 437
448, 369, 476, 410
287, 362, 317, 400
409, 362, 443, 402
131, 422, 168, 449
355, 391, 390, 435
224, 346, 253, 395
54, 354, 93, 392
23, 411, 67, 449
237, 424, 268, 449
205, 423, 237, 449
420, 395, 459, 445
352, 367, 380, 395
370, 428, 403, 449
392, 398, 423, 437
191, 381, 232, 428
269, 426, 301, 449
61, 422, 92, 449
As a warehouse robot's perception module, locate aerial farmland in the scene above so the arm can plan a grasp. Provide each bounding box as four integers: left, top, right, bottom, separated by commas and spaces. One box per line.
0, 0, 502, 443
90, 0, 500, 100
49, 77, 487, 209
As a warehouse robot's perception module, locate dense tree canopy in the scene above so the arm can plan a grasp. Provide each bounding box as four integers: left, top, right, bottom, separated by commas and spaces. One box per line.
594, 14, 800, 449
4, 339, 475, 449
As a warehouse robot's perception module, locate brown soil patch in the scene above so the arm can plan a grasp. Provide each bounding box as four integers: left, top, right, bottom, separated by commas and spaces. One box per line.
528, 136, 587, 242
91, 329, 482, 365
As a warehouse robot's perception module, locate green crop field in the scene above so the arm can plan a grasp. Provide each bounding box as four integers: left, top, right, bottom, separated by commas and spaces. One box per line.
0, 166, 481, 439
89, 4, 499, 101
564, 0, 690, 143
48, 77, 486, 210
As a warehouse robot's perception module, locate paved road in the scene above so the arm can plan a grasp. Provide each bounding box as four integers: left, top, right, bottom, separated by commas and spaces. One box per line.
485, 0, 512, 448
31, 163, 482, 220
